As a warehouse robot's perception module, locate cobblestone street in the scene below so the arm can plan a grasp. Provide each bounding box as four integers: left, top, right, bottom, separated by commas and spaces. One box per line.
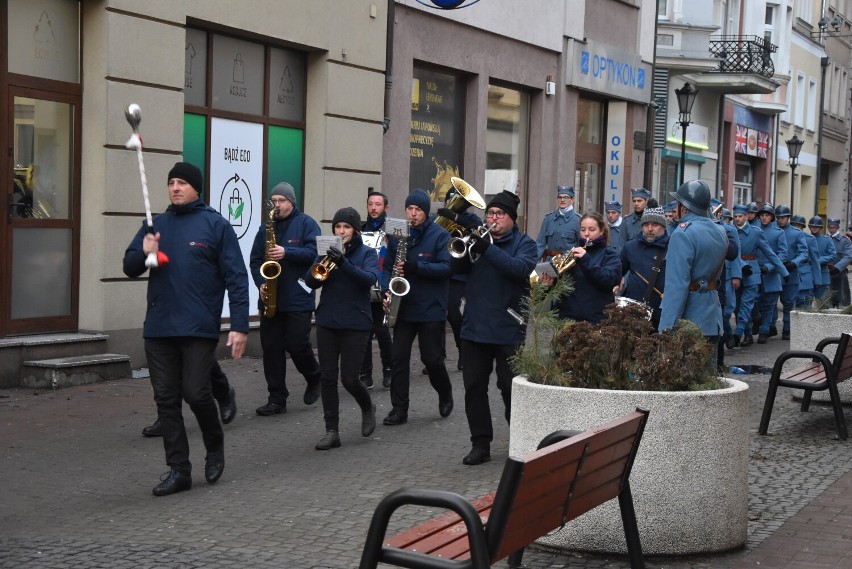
2, 333, 852, 568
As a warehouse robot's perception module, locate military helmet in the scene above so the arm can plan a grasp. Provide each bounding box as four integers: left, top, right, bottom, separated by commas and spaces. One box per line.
790, 214, 807, 227
670, 180, 712, 216
722, 208, 733, 220
758, 203, 776, 220
808, 216, 824, 228
747, 202, 759, 214
774, 204, 792, 218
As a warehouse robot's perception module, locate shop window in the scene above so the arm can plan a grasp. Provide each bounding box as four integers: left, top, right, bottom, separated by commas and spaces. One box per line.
8, 0, 79, 83
485, 84, 529, 221
409, 67, 465, 202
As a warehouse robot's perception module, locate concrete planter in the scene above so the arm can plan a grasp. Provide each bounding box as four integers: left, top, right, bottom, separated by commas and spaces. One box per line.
509, 376, 749, 556
790, 310, 852, 404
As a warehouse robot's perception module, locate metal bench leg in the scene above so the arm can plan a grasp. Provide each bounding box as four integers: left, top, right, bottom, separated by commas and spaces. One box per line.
507, 547, 525, 568
758, 377, 781, 435
618, 482, 645, 569
827, 380, 848, 440
801, 390, 812, 412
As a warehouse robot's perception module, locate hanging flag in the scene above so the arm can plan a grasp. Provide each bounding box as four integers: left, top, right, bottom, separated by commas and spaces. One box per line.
757, 131, 770, 158
735, 124, 748, 154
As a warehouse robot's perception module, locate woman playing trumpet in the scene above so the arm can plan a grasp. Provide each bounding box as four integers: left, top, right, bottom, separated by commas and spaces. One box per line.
304, 207, 380, 451
540, 212, 622, 324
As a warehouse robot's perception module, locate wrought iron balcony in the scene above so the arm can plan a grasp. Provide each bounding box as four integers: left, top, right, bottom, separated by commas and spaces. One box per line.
709, 35, 777, 78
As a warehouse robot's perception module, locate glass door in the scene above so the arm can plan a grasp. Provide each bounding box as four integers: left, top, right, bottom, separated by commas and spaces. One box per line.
3, 90, 80, 334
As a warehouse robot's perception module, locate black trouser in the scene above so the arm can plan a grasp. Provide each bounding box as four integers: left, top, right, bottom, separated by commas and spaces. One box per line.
389, 320, 452, 413
146, 337, 223, 474
211, 361, 231, 403
831, 270, 851, 307
317, 326, 372, 432
461, 340, 516, 450
360, 302, 392, 376
260, 311, 321, 406
447, 280, 465, 366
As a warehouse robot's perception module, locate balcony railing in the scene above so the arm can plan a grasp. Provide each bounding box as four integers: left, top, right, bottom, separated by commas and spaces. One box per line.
709, 35, 777, 78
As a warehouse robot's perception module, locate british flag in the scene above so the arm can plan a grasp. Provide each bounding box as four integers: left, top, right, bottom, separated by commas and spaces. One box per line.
757, 131, 770, 158
735, 125, 748, 154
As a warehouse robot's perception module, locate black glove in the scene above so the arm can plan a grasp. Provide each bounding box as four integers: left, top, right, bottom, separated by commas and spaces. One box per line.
326, 246, 345, 265
784, 261, 797, 272
436, 208, 457, 222
469, 234, 490, 255
403, 260, 419, 275
741, 265, 753, 277
760, 265, 769, 274
830, 265, 840, 275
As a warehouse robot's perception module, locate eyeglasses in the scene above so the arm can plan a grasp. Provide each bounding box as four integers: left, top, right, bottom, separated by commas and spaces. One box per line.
270, 198, 288, 205
485, 210, 507, 219
557, 195, 571, 200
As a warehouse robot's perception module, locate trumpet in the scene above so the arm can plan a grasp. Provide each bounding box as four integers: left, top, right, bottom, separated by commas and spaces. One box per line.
448, 222, 497, 263
529, 239, 591, 286
310, 255, 337, 281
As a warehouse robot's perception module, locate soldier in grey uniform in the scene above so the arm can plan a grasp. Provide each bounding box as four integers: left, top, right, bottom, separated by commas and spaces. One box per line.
605, 201, 626, 254
827, 218, 852, 307
622, 188, 651, 244
535, 185, 580, 260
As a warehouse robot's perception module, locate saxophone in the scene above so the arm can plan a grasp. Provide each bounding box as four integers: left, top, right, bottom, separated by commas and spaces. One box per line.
383, 228, 410, 328
259, 203, 283, 317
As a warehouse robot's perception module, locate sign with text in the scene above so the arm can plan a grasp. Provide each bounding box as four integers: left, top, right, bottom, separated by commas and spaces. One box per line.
605, 102, 627, 201
410, 67, 465, 202
566, 38, 652, 104
210, 118, 264, 317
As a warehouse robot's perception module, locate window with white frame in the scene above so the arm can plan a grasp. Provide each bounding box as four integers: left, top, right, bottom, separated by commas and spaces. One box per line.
842, 70, 848, 119
795, 71, 806, 127
832, 65, 841, 116
782, 79, 792, 124
808, 77, 817, 130
765, 4, 776, 46
658, 0, 668, 19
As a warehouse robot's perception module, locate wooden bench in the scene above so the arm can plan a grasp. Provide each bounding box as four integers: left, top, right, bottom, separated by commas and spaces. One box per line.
759, 332, 852, 440
358, 408, 649, 569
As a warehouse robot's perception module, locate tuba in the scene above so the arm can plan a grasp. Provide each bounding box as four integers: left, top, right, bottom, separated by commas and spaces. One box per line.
435, 177, 486, 236
259, 203, 283, 317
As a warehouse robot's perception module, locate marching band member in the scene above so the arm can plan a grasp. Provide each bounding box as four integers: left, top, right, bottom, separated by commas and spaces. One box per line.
383, 189, 454, 426
618, 201, 668, 329
305, 208, 379, 450
542, 212, 622, 324
358, 191, 396, 389
123, 162, 249, 496
251, 183, 323, 416
454, 191, 537, 465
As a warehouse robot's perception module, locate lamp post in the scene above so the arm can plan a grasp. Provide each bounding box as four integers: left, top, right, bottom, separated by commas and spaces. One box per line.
675, 82, 699, 186
786, 135, 803, 215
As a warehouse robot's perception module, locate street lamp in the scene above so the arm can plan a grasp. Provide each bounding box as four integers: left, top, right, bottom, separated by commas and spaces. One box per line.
675, 82, 699, 186
786, 135, 804, 214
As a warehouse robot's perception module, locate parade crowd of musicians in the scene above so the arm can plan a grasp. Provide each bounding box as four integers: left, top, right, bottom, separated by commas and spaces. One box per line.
124, 161, 852, 496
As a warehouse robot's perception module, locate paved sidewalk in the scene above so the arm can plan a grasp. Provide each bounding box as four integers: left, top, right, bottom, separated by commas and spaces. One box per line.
2, 332, 852, 568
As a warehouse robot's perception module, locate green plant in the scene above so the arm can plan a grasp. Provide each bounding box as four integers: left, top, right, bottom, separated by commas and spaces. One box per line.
514, 297, 721, 391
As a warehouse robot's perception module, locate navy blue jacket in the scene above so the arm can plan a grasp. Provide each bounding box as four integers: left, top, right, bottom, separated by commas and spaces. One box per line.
123, 199, 249, 339
304, 235, 379, 331
458, 226, 538, 345
558, 239, 622, 324
397, 217, 452, 323
620, 232, 668, 319
249, 208, 320, 313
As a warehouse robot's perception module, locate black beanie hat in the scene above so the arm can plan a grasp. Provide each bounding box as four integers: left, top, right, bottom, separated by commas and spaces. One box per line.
405, 189, 432, 216
168, 162, 203, 197
332, 207, 362, 231
486, 190, 520, 221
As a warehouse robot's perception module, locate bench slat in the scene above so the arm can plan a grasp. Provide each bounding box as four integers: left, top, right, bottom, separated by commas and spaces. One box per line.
384, 494, 493, 549
780, 364, 826, 383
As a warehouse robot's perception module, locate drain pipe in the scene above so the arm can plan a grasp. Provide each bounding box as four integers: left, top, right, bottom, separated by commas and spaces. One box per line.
383, 0, 395, 133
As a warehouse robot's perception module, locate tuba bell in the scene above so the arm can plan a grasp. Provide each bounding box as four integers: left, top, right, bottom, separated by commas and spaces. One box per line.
435, 177, 486, 236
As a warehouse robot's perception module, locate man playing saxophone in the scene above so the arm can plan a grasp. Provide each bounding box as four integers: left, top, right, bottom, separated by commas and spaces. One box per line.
383, 189, 454, 426
249, 182, 323, 416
